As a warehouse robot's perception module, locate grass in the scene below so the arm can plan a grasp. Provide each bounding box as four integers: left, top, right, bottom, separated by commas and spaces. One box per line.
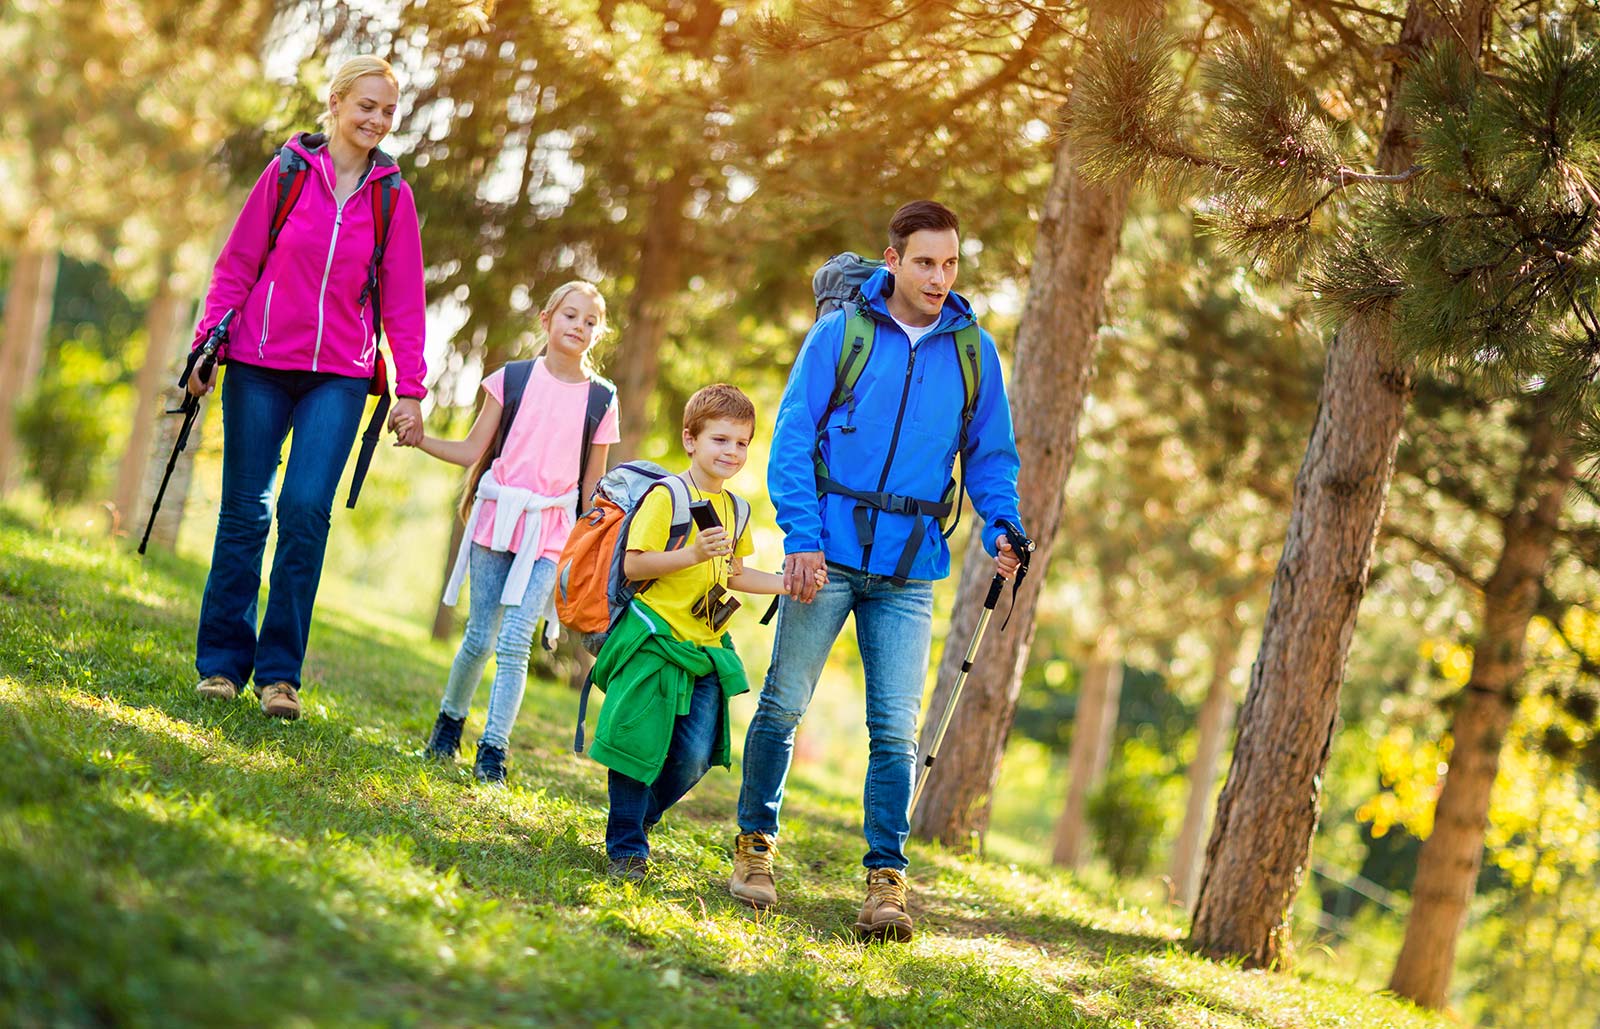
0, 506, 1449, 1028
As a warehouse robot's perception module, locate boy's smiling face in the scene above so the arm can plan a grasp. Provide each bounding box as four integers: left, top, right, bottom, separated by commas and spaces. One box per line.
685, 417, 753, 487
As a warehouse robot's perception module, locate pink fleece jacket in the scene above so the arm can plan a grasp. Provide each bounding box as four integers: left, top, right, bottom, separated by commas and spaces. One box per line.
192, 133, 428, 399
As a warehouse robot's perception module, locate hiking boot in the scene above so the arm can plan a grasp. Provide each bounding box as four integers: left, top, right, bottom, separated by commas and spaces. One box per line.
255, 681, 301, 720
854, 867, 913, 943
729, 831, 778, 910
423, 711, 466, 762
606, 856, 649, 883
195, 675, 240, 701
473, 742, 509, 785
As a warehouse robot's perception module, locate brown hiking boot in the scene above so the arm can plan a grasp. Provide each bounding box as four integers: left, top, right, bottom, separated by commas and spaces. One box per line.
729, 831, 778, 910
854, 868, 913, 942
195, 675, 240, 701
255, 681, 301, 720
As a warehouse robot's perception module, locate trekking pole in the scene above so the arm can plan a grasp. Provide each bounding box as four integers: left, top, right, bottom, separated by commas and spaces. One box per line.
910, 518, 1033, 819
139, 310, 234, 555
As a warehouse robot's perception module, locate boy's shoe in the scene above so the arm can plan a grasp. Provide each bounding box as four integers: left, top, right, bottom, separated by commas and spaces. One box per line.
255, 682, 301, 720
423, 711, 466, 762
473, 743, 509, 784
729, 831, 778, 910
853, 868, 913, 943
195, 675, 241, 701
606, 856, 649, 883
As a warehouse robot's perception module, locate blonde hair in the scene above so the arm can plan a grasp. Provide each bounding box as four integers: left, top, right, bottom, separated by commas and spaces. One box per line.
457, 281, 611, 524
318, 56, 400, 130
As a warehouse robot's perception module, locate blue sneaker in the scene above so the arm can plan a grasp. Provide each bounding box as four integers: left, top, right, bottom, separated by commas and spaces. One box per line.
473, 742, 509, 784
423, 711, 466, 762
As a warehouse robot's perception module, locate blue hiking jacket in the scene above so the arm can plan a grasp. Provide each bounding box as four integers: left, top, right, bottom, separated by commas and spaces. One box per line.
768, 267, 1024, 581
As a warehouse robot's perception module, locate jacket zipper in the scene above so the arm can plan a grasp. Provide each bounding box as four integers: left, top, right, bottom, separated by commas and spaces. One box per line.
311, 154, 375, 372
258, 281, 276, 358
862, 335, 920, 570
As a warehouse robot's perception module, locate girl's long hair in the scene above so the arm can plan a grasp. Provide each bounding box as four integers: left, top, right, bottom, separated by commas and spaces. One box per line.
456, 281, 609, 525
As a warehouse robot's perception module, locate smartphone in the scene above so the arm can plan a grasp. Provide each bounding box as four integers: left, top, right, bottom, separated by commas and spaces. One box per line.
689, 500, 722, 532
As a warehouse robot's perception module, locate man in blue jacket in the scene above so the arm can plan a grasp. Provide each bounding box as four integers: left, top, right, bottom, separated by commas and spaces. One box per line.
730, 200, 1024, 941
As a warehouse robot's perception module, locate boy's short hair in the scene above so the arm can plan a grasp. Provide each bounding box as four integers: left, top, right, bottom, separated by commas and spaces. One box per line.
684, 383, 756, 437
888, 200, 960, 255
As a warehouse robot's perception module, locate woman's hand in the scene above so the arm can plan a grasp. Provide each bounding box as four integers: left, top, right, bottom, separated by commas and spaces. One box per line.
388, 397, 423, 446
185, 361, 216, 398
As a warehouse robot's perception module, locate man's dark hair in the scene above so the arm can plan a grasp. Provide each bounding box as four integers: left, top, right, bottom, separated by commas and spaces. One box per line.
888, 200, 959, 255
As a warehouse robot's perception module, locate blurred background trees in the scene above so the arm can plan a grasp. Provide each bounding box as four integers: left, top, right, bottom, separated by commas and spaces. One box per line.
5, 0, 1598, 1021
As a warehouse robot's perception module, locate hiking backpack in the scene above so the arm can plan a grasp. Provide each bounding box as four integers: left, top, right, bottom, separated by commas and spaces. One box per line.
563, 460, 751, 751
261, 132, 399, 509
807, 252, 984, 582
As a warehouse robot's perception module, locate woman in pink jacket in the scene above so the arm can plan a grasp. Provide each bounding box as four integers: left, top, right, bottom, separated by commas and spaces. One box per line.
184, 56, 428, 720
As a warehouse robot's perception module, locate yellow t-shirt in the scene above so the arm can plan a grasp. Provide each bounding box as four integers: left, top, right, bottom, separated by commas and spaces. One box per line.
626, 484, 754, 647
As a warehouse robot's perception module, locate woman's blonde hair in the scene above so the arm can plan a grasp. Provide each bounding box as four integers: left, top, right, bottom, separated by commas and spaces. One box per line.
457, 281, 612, 524
318, 56, 400, 130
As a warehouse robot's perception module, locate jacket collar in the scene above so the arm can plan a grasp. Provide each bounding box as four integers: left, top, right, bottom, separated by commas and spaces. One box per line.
283, 131, 401, 181
860, 265, 975, 336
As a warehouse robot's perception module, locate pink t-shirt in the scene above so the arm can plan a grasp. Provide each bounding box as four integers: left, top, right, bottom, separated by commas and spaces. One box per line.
470, 358, 620, 560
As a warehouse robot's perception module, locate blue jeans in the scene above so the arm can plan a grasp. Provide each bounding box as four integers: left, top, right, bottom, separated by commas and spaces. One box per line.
737, 565, 934, 870
438, 545, 557, 750
606, 672, 723, 861
196, 362, 368, 688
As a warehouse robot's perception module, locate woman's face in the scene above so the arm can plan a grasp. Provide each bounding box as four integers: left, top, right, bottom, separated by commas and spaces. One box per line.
329, 74, 399, 151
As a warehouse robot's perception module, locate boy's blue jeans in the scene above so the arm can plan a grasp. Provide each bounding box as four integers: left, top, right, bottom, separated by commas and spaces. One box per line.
196, 363, 368, 688
737, 564, 934, 870
606, 672, 723, 861
438, 545, 557, 751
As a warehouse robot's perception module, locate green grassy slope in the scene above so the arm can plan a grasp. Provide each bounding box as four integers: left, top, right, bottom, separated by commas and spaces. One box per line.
0, 509, 1446, 1028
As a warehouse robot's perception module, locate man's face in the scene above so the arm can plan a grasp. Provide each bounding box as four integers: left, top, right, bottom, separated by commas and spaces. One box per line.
885, 228, 960, 321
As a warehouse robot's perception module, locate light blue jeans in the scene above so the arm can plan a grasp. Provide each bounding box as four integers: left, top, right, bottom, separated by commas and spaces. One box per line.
737, 563, 934, 870
439, 545, 557, 751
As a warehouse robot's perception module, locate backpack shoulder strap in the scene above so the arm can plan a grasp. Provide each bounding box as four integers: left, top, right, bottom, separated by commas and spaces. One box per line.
576, 378, 615, 501
494, 360, 536, 459
658, 476, 694, 550
832, 310, 876, 410
953, 323, 982, 434
259, 146, 309, 278
728, 491, 752, 545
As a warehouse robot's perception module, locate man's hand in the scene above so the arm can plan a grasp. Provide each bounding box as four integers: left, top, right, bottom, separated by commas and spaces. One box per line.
184, 360, 215, 398
995, 534, 1020, 580
783, 550, 826, 603
389, 397, 423, 447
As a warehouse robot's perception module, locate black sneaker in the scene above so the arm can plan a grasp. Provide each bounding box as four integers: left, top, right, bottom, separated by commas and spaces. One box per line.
607, 856, 649, 883
473, 742, 509, 784
424, 711, 466, 762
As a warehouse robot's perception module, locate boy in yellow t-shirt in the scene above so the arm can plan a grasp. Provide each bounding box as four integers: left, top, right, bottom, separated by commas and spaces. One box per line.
594, 384, 824, 881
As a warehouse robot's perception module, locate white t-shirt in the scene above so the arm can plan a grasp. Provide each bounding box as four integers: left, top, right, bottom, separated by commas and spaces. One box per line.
892, 314, 939, 349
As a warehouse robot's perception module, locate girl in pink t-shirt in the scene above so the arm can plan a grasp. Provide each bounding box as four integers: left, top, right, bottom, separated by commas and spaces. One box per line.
406, 281, 620, 783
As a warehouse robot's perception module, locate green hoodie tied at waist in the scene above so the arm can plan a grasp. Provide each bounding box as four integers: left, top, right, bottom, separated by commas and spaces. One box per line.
588, 600, 750, 786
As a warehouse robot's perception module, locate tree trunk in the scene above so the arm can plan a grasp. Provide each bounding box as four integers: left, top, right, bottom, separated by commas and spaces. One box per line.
0, 248, 61, 494
1051, 640, 1124, 868
1170, 615, 1242, 909
1388, 414, 1574, 1008
431, 515, 467, 641
1190, 0, 1494, 968
611, 169, 691, 456
114, 266, 185, 532
910, 1, 1159, 845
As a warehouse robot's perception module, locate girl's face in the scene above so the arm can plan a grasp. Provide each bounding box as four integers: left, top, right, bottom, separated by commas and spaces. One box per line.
329, 74, 399, 152
541, 291, 604, 361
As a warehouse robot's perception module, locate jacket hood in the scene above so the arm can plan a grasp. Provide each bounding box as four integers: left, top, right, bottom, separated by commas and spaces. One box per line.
860, 265, 976, 334
284, 131, 401, 180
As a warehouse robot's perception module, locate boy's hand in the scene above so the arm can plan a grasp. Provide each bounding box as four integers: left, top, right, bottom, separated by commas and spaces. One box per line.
689, 526, 733, 564
812, 566, 829, 590
784, 551, 825, 602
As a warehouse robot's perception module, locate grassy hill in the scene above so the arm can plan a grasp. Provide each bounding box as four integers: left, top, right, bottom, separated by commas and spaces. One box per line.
0, 508, 1448, 1028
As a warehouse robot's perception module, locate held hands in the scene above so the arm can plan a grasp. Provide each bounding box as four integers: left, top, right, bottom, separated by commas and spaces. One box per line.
995, 534, 1021, 580
783, 550, 828, 603
388, 397, 423, 447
